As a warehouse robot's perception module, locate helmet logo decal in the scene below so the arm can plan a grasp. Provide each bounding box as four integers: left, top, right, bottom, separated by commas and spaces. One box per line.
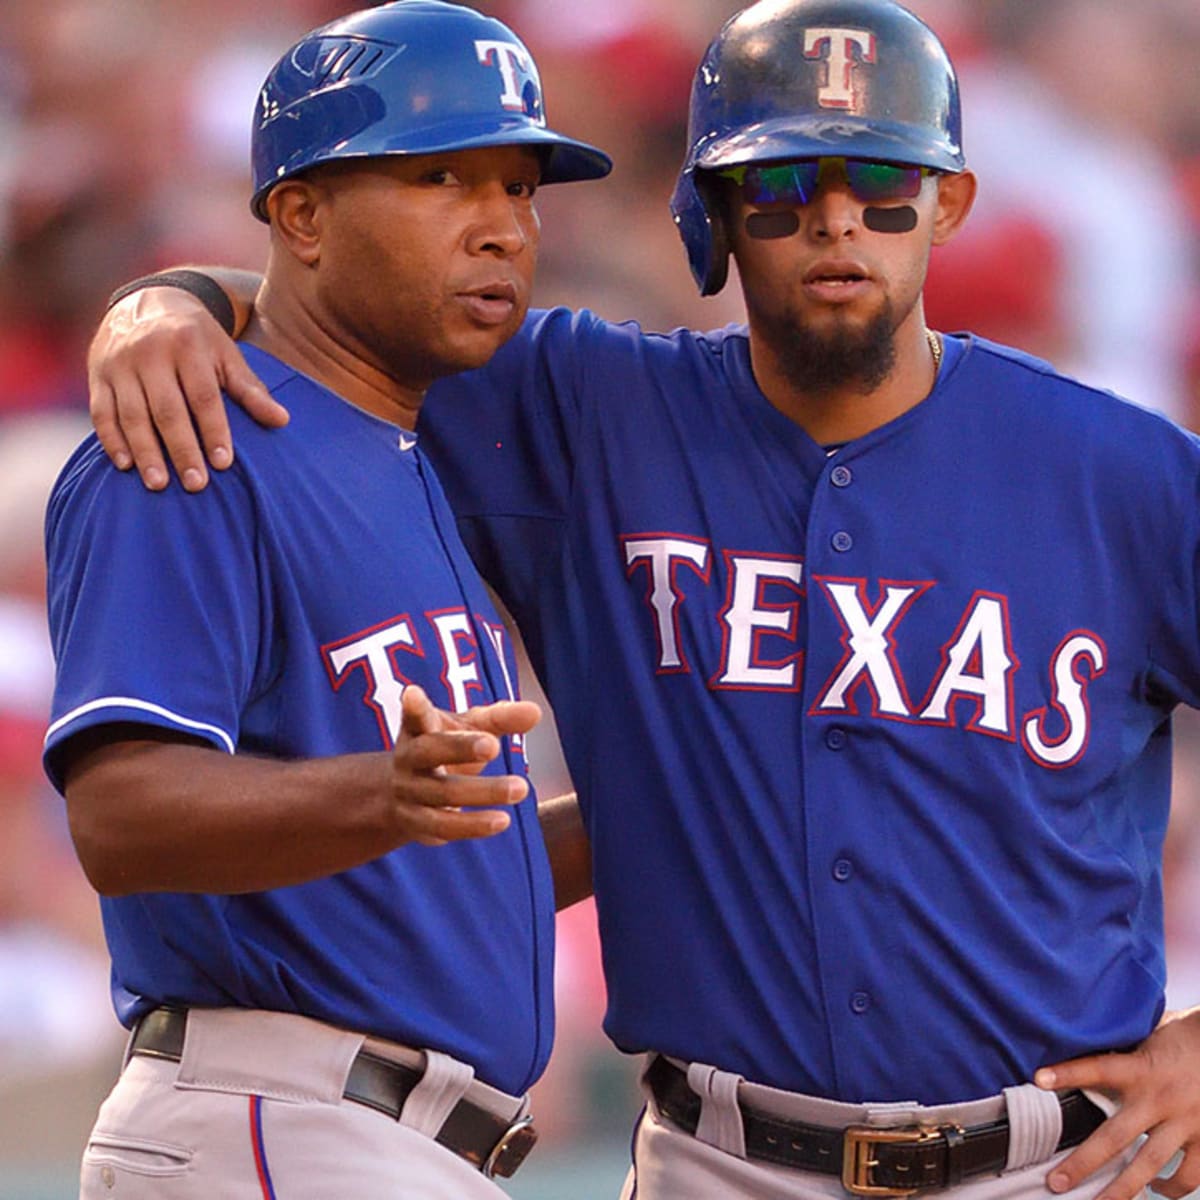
803, 28, 876, 110
475, 39, 543, 119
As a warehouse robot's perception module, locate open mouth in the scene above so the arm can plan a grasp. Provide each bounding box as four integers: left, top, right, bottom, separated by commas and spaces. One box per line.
463, 281, 517, 304
457, 281, 519, 326
805, 263, 869, 286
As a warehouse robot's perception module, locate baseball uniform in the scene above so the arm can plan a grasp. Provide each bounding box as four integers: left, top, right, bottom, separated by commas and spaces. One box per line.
417, 308, 1193, 1193
44, 345, 552, 1197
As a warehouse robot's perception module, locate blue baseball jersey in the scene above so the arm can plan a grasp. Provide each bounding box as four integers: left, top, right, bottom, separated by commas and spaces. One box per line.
418, 308, 1200, 1104
43, 345, 554, 1096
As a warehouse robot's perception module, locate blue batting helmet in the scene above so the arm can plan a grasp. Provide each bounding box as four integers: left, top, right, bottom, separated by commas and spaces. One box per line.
251, 0, 612, 221
671, 0, 966, 295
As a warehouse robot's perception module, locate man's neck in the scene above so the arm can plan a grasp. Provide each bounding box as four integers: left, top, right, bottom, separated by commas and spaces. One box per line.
246, 285, 426, 431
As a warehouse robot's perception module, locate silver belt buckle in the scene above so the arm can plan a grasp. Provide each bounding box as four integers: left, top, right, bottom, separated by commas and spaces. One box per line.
481, 1113, 537, 1179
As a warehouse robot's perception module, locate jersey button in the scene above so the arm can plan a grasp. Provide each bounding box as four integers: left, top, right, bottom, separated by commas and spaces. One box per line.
831, 530, 853, 552
833, 858, 854, 882
825, 727, 848, 751
830, 465, 853, 488
850, 991, 872, 1014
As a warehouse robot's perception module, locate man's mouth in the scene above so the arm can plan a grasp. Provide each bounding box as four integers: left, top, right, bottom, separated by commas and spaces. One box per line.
804, 262, 869, 285
463, 281, 517, 304
457, 281, 519, 325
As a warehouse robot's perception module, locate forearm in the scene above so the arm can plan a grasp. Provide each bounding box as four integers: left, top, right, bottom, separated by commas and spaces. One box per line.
65, 737, 398, 896
538, 790, 592, 910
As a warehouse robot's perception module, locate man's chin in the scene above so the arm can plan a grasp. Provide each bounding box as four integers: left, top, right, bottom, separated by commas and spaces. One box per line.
774, 311, 897, 395
429, 326, 518, 376
451, 317, 525, 371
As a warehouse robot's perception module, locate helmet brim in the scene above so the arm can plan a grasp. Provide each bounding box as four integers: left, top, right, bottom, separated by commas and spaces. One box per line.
694, 113, 965, 174
252, 118, 611, 220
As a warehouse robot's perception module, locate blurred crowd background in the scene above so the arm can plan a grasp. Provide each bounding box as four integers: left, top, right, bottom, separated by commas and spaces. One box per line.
0, 0, 1198, 1196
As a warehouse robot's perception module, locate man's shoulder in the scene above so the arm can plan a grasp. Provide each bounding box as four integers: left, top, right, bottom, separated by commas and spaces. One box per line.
45, 433, 111, 529
951, 335, 1200, 480
958, 334, 1193, 433
224, 345, 354, 453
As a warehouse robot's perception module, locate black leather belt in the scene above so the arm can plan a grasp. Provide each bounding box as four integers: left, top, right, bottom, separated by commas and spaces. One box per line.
130, 1007, 537, 1179
646, 1055, 1105, 1196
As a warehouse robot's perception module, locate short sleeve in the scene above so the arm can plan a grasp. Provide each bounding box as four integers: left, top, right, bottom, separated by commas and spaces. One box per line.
43, 439, 265, 792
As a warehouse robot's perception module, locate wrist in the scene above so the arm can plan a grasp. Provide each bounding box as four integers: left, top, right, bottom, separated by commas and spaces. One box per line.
106, 270, 235, 336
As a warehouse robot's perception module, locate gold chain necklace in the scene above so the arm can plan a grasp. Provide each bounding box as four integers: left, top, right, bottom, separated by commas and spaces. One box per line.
926, 328, 943, 373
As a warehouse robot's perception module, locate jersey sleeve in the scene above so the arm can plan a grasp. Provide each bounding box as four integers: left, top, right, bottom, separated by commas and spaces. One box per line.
421, 308, 592, 515
1133, 425, 1200, 711
417, 307, 597, 616
43, 438, 266, 792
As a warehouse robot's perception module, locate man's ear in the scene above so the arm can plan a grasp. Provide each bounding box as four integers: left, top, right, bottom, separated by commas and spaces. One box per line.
265, 180, 324, 267
931, 169, 977, 247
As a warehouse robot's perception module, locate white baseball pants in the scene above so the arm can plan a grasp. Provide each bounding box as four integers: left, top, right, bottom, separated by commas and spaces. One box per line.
78, 1008, 529, 1200
620, 1056, 1137, 1200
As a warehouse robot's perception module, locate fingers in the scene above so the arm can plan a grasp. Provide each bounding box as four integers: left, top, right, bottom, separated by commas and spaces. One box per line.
221, 349, 289, 431
1035, 1031, 1200, 1200
392, 686, 530, 846
406, 806, 512, 847
86, 288, 283, 492
1036, 1053, 1136, 1096
113, 375, 172, 491
1053, 1127, 1187, 1200
1152, 1152, 1200, 1200
456, 698, 542, 737
182, 343, 288, 482
1037, 1057, 1140, 1198
171, 353, 234, 488
392, 769, 526, 846
146, 369, 218, 493
89, 377, 134, 473
400, 684, 442, 738
397, 721, 528, 791
1044, 1111, 1159, 1197
399, 688, 539, 773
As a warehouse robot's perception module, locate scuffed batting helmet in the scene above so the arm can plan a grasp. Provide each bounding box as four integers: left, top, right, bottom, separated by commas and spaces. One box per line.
671, 0, 965, 295
251, 0, 612, 221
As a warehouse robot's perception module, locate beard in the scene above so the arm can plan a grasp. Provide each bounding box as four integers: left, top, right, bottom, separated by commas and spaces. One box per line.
766, 303, 898, 398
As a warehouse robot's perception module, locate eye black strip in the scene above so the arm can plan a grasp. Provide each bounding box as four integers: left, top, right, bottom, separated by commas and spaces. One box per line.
863, 206, 919, 233
745, 212, 801, 240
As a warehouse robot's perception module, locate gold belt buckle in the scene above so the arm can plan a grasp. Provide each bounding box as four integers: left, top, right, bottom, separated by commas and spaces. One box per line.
841, 1125, 940, 1197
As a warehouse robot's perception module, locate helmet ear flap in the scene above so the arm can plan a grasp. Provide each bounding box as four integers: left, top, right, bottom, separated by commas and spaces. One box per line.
670, 169, 731, 297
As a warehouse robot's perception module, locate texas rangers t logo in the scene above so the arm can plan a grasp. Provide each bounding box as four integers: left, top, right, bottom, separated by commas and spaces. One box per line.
804, 27, 876, 109
475, 39, 542, 117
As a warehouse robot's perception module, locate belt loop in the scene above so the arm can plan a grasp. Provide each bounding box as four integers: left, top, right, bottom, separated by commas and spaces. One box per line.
687, 1062, 747, 1158
943, 1124, 966, 1186
398, 1049, 475, 1139
1002, 1083, 1063, 1171
121, 1021, 140, 1071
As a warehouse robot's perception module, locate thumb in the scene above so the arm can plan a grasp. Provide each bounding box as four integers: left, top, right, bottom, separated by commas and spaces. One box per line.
459, 699, 542, 737
399, 685, 440, 737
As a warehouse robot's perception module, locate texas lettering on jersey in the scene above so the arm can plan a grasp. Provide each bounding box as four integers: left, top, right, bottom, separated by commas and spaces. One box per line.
321, 609, 525, 754
624, 536, 1105, 770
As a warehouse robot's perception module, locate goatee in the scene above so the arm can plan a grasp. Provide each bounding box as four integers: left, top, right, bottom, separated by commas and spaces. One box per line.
771, 307, 897, 398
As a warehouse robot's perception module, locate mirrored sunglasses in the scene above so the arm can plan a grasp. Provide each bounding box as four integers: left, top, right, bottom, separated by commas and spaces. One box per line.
717, 158, 935, 207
